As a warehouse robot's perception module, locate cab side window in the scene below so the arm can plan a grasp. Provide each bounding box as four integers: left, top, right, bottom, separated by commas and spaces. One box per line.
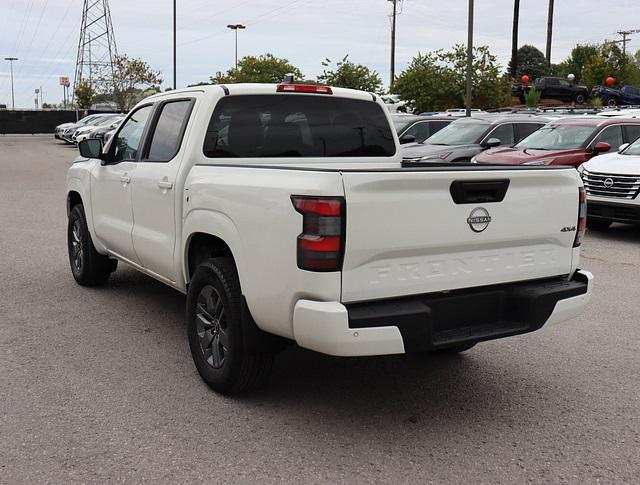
487, 124, 515, 146
145, 100, 193, 162
593, 125, 623, 149
112, 105, 153, 162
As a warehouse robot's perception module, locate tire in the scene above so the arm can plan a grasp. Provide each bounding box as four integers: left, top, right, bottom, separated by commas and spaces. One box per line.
574, 93, 586, 104
67, 204, 117, 286
587, 219, 612, 231
432, 342, 477, 354
186, 257, 274, 394
606, 97, 618, 107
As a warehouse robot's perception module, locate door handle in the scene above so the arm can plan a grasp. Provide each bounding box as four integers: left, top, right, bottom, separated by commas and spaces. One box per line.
158, 180, 173, 190
120, 174, 131, 184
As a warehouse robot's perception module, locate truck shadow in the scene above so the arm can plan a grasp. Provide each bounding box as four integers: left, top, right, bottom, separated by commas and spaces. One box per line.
588, 223, 640, 243
105, 267, 572, 436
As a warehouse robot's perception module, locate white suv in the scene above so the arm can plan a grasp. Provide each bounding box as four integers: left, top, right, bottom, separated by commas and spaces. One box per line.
579, 138, 640, 230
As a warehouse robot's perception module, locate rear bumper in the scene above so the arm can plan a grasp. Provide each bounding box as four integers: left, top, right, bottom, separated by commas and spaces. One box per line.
293, 270, 593, 356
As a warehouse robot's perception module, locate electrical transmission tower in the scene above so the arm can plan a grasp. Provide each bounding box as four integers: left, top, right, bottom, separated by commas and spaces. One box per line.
72, 0, 118, 103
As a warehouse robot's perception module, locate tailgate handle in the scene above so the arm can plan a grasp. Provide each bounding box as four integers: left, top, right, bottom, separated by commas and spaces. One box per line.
450, 179, 510, 204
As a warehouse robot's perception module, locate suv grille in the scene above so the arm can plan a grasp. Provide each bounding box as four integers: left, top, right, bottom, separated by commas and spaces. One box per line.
583, 169, 640, 199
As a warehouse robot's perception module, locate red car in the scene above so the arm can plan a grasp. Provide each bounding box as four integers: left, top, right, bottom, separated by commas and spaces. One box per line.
473, 117, 640, 167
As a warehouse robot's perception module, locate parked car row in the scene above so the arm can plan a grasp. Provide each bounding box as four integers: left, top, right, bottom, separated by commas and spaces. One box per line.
54, 113, 122, 144
397, 111, 640, 231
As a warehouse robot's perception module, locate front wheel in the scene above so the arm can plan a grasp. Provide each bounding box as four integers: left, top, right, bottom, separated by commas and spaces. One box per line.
574, 93, 586, 104
186, 257, 274, 394
587, 219, 611, 231
606, 97, 618, 107
67, 204, 117, 286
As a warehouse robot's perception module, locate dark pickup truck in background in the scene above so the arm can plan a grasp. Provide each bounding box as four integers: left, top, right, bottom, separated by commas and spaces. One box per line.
535, 77, 590, 104
513, 77, 590, 104
591, 85, 640, 106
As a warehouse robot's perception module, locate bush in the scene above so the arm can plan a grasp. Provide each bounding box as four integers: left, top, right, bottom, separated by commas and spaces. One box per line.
524, 86, 541, 107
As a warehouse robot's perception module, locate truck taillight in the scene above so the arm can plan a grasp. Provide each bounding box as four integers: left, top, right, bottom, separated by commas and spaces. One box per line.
574, 187, 587, 247
292, 196, 345, 271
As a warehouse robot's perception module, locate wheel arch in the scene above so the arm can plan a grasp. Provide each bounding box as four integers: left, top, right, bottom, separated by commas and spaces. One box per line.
67, 190, 83, 216
182, 209, 244, 288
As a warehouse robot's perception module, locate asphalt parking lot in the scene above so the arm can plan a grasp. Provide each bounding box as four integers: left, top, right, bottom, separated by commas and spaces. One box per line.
1, 135, 639, 484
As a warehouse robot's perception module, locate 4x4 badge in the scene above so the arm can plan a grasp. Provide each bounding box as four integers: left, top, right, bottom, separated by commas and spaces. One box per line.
467, 207, 492, 233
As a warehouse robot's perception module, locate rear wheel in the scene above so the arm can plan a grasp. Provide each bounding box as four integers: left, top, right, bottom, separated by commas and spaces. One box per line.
587, 219, 612, 231
186, 257, 274, 394
67, 204, 117, 286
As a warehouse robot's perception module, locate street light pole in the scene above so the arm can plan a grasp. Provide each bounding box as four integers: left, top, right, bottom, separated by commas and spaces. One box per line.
465, 0, 474, 117
227, 24, 246, 70
4, 57, 18, 110
389, 0, 397, 88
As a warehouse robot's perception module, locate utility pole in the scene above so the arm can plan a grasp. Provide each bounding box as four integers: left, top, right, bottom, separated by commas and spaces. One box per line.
4, 57, 18, 110
545, 0, 554, 66
227, 24, 246, 70
389, 0, 397, 88
616, 29, 640, 56
465, 0, 474, 117
510, 0, 520, 78
173, 0, 176, 89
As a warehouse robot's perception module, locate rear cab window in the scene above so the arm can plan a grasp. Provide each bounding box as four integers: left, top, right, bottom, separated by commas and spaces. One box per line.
203, 95, 395, 158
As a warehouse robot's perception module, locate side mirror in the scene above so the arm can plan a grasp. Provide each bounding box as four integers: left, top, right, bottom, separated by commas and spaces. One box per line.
78, 138, 104, 160
618, 143, 630, 153
400, 134, 416, 144
482, 137, 502, 149
593, 141, 611, 154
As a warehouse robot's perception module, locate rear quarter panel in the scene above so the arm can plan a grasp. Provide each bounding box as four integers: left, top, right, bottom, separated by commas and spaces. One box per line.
183, 165, 345, 339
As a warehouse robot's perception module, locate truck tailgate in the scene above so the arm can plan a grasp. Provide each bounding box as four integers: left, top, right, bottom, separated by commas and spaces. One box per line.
341, 168, 580, 303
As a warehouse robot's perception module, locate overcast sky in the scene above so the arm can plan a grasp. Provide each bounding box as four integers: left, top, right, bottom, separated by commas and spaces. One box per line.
1, 0, 638, 108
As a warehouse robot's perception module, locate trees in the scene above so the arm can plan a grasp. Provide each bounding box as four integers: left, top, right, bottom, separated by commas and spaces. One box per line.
317, 55, 383, 92
581, 43, 640, 88
98, 54, 163, 111
75, 80, 94, 109
211, 54, 303, 84
392, 45, 510, 113
553, 44, 599, 82
508, 45, 550, 80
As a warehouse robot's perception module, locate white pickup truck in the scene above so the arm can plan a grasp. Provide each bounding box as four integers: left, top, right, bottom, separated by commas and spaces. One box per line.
67, 83, 593, 394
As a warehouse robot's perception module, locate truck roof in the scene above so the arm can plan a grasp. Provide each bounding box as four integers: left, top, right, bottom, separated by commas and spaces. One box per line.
146, 83, 378, 103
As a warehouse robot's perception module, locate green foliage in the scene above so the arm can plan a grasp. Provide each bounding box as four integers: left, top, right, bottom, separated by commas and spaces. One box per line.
553, 44, 599, 82
96, 53, 163, 111
211, 54, 304, 84
581, 42, 640, 88
508, 44, 550, 80
75, 79, 94, 109
524, 86, 541, 107
591, 96, 603, 108
317, 55, 383, 92
392, 45, 511, 113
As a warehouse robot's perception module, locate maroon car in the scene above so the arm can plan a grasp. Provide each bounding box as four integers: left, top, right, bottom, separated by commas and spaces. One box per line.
473, 117, 640, 167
